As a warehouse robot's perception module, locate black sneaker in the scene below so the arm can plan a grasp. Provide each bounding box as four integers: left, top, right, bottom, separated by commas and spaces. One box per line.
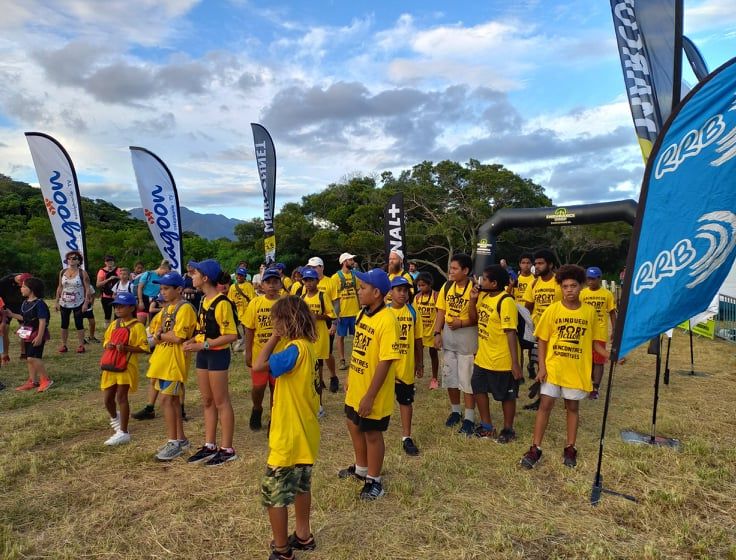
359, 479, 385, 501
337, 464, 366, 481
338, 359, 348, 371
249, 407, 263, 431
528, 381, 541, 399
445, 411, 462, 427
132, 405, 155, 420
474, 425, 496, 439
563, 445, 577, 468
187, 445, 218, 464
523, 398, 540, 411
520, 445, 542, 469
402, 437, 420, 456
268, 547, 295, 560
287, 532, 316, 551
496, 428, 517, 444
206, 448, 238, 467
329, 376, 339, 393
458, 419, 475, 437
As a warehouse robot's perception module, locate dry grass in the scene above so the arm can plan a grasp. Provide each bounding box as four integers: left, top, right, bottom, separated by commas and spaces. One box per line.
1, 302, 735, 559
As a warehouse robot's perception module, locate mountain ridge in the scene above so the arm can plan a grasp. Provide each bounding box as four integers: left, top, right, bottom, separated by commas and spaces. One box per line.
128, 206, 245, 240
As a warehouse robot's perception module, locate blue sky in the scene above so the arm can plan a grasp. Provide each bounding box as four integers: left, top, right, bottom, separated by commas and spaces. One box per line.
0, 0, 734, 220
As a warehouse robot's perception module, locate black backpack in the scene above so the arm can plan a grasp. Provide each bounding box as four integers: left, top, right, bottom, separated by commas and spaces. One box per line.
196, 294, 240, 339
497, 294, 535, 350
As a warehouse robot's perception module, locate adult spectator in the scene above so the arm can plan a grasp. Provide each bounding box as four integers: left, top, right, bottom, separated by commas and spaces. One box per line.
408, 261, 419, 281
386, 250, 414, 303
0, 273, 31, 362
130, 261, 145, 283
331, 253, 361, 372
252, 263, 267, 294
96, 255, 121, 327
56, 250, 92, 354
136, 260, 171, 324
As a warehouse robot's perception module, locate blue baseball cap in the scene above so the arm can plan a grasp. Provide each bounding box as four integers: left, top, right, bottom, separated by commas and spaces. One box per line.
153, 271, 185, 287
190, 259, 222, 281
586, 266, 603, 278
236, 267, 248, 276
391, 276, 411, 288
112, 292, 137, 306
301, 267, 319, 280
262, 267, 281, 281
276, 262, 286, 271
355, 268, 391, 296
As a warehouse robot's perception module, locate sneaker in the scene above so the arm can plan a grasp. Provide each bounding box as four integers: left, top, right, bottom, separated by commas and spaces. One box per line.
474, 425, 496, 439
523, 398, 540, 411
104, 431, 131, 446
76, 345, 85, 354
83, 338, 90, 345
588, 389, 599, 400
37, 379, 54, 392
496, 428, 517, 444
338, 359, 347, 371
205, 448, 238, 467
429, 378, 439, 390
528, 381, 541, 399
268, 548, 295, 560
329, 376, 339, 393
15, 380, 39, 391
520, 445, 543, 469
402, 437, 420, 456
187, 445, 219, 464
156, 440, 183, 461
458, 419, 475, 437
563, 445, 578, 468
132, 406, 155, 420
359, 479, 385, 501
337, 464, 366, 481
318, 407, 326, 419
287, 532, 316, 551
58, 345, 68, 354
89, 337, 101, 343
178, 438, 191, 450
109, 413, 121, 431
249, 407, 263, 430
445, 411, 462, 427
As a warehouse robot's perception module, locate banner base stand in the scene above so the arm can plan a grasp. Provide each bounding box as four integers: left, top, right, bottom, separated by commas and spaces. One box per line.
590, 475, 638, 506
676, 369, 708, 377
620, 430, 681, 450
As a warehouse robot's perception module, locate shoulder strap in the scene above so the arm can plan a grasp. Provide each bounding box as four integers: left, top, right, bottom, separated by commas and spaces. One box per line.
234, 282, 250, 303
337, 270, 346, 290
319, 291, 326, 315
442, 280, 454, 300
406, 303, 417, 323
497, 293, 513, 315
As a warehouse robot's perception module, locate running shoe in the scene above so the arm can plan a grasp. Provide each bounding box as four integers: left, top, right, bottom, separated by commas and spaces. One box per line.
249, 407, 263, 430
109, 413, 121, 431
88, 337, 101, 343
359, 479, 385, 501
178, 438, 191, 450
132, 405, 155, 420
37, 379, 54, 393
329, 376, 339, 393
337, 464, 366, 481
520, 445, 543, 469
187, 445, 218, 464
588, 389, 599, 400
474, 425, 496, 439
402, 437, 420, 456
496, 428, 517, 444
429, 378, 439, 390
338, 359, 347, 371
104, 431, 131, 446
205, 448, 238, 467
156, 440, 183, 461
563, 445, 578, 468
444, 411, 462, 427
76, 345, 85, 354
15, 380, 39, 391
458, 419, 475, 437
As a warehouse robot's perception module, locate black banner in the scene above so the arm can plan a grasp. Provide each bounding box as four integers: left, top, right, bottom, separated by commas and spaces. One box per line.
251, 123, 277, 264
384, 193, 406, 263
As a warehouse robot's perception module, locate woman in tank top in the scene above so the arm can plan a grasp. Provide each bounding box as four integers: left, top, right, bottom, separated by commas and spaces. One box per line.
55, 250, 91, 354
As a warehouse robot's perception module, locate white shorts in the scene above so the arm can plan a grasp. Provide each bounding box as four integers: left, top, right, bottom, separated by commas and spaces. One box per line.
540, 382, 588, 401
442, 350, 474, 393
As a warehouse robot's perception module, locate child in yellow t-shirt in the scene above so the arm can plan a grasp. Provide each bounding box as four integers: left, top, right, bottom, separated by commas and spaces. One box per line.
147, 272, 197, 461
520, 265, 609, 470
100, 292, 149, 446
414, 272, 439, 389
253, 296, 320, 560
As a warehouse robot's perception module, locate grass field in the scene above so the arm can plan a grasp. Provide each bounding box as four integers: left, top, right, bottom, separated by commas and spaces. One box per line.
1, 302, 735, 559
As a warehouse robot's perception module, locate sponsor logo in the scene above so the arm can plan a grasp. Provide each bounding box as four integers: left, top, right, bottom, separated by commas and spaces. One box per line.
386, 201, 404, 254
49, 171, 82, 251
633, 211, 736, 294
254, 140, 275, 236
545, 207, 576, 224
146, 184, 180, 271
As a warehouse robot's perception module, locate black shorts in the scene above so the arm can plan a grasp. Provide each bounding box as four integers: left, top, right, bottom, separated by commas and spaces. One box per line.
195, 349, 231, 371
471, 365, 519, 402
25, 342, 45, 359
395, 381, 415, 405
344, 405, 390, 432
82, 309, 95, 319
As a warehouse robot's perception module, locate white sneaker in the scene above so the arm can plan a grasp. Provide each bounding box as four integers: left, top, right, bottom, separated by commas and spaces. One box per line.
105, 431, 131, 446
109, 413, 121, 431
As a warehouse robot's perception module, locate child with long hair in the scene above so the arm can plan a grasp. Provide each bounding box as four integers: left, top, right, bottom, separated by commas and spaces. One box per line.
414, 272, 439, 389
253, 296, 320, 560
12, 277, 53, 392
183, 259, 239, 466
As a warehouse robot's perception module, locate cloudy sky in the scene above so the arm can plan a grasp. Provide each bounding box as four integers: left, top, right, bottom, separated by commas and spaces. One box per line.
0, 0, 734, 219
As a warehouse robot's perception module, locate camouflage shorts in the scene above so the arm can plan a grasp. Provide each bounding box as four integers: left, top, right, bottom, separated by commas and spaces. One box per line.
261, 464, 313, 508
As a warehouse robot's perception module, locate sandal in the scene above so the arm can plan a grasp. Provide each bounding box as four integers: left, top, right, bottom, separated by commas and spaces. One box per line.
76, 345, 86, 354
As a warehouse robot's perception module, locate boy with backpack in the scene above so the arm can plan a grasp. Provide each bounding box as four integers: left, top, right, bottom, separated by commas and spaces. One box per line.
469, 265, 523, 442
228, 266, 255, 352
100, 292, 149, 446
388, 276, 423, 456
147, 272, 197, 461
331, 253, 361, 374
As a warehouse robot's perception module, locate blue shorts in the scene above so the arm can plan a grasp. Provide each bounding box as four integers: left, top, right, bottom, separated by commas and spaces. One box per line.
337, 316, 356, 337
195, 349, 231, 371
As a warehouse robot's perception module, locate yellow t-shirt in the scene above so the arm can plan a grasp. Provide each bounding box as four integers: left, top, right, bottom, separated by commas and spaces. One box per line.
386, 271, 414, 304
289, 281, 303, 296
523, 276, 562, 325
390, 304, 423, 385
194, 295, 237, 349
414, 291, 437, 347
475, 292, 519, 371
436, 280, 473, 324
268, 338, 320, 467
514, 273, 535, 304
331, 270, 361, 318
228, 281, 256, 324
534, 301, 606, 391
301, 290, 336, 359
282, 276, 293, 292
147, 301, 197, 382
100, 319, 149, 392
345, 305, 400, 419
580, 287, 617, 338
317, 276, 337, 304
244, 295, 280, 359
